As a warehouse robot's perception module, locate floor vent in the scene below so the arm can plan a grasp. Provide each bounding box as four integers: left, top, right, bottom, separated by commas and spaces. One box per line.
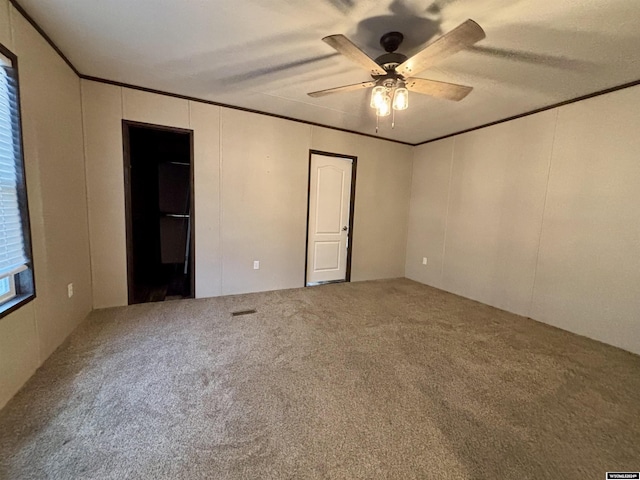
231, 309, 257, 317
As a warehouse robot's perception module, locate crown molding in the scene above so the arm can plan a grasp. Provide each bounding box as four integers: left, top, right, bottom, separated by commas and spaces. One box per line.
9, 0, 640, 147
415, 78, 640, 146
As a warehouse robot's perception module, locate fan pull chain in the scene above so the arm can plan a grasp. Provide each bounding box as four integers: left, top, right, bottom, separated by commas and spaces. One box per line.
376, 113, 379, 134
392, 108, 396, 129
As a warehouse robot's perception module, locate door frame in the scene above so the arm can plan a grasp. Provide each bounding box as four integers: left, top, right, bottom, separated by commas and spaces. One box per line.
304, 149, 357, 287
122, 119, 196, 305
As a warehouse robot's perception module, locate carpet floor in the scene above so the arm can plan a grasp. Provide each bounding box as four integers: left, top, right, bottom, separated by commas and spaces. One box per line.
0, 278, 639, 479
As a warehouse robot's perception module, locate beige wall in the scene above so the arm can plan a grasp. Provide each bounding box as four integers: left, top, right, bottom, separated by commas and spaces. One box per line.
0, 3, 92, 408
406, 86, 640, 354
81, 82, 128, 307
220, 109, 310, 294
404, 137, 453, 288
190, 102, 222, 297
82, 80, 413, 306
442, 111, 555, 316
529, 88, 640, 354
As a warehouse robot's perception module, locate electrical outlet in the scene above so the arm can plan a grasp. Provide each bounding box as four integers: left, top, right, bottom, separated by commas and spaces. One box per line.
422, 257, 428, 266
67, 283, 73, 298
253, 260, 260, 270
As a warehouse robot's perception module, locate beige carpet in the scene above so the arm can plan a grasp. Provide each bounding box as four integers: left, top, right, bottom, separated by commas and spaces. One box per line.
0, 279, 639, 479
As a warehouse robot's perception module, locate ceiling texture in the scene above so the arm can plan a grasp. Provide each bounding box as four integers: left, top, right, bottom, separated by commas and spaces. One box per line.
18, 0, 640, 144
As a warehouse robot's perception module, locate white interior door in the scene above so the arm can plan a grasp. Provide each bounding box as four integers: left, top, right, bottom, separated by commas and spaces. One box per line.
306, 153, 353, 285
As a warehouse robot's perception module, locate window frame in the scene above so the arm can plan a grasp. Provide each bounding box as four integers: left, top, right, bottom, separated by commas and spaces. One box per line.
0, 42, 36, 320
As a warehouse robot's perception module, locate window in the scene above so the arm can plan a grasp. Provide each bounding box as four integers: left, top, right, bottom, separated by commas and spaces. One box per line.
0, 45, 34, 317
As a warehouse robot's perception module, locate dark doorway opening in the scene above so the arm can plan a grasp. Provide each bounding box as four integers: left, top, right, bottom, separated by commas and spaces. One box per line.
123, 121, 195, 305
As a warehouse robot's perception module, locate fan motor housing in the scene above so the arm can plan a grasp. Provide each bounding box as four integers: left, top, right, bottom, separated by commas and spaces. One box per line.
371, 72, 404, 88
374, 52, 407, 72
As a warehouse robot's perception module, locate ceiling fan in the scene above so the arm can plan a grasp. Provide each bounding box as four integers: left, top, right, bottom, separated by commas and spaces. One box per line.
308, 19, 485, 120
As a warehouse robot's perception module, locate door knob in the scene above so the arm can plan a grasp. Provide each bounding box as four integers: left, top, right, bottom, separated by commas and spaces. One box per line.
342, 226, 348, 231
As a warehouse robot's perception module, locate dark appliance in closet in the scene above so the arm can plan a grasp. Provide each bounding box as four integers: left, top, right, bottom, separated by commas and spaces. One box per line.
123, 121, 194, 304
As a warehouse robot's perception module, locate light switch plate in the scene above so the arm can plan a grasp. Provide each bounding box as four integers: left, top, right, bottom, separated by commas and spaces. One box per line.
253, 260, 260, 270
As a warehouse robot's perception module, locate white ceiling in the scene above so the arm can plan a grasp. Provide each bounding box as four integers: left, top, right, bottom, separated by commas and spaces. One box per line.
18, 0, 640, 144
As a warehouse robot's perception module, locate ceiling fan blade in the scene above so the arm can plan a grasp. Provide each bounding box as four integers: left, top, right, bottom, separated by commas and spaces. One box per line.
322, 34, 386, 75
405, 77, 473, 101
396, 19, 485, 77
308, 81, 376, 97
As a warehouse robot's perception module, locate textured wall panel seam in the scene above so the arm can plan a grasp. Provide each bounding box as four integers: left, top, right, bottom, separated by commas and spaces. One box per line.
400, 146, 412, 277
440, 137, 456, 285
31, 302, 41, 365
218, 108, 224, 294
528, 108, 560, 316
187, 100, 192, 128
404, 146, 418, 279
7, 1, 13, 50
79, 81, 95, 309
120, 86, 125, 119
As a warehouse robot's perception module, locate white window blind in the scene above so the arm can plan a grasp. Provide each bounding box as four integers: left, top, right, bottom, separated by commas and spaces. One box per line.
0, 65, 27, 278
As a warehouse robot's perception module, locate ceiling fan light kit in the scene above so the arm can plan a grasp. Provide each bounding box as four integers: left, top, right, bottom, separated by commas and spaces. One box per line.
371, 78, 408, 115
308, 19, 486, 133
370, 85, 386, 108
392, 85, 409, 111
